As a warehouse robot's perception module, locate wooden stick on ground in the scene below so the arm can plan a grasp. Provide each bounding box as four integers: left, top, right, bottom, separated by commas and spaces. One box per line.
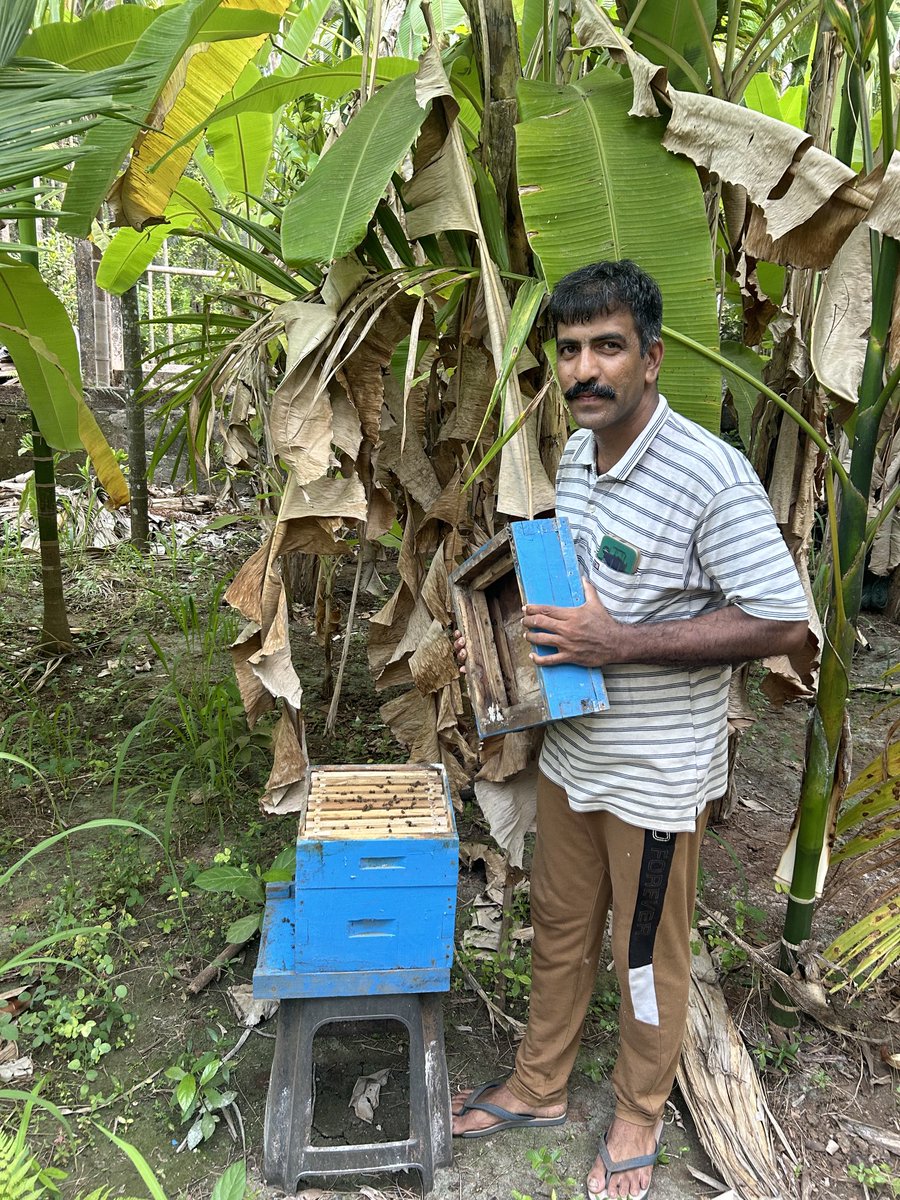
186, 938, 254, 995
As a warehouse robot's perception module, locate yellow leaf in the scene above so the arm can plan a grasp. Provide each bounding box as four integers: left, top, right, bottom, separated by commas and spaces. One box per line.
76, 399, 129, 509
113, 0, 291, 230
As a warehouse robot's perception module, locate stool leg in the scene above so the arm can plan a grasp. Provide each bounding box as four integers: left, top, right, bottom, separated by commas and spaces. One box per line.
263, 998, 315, 1192
262, 993, 453, 1196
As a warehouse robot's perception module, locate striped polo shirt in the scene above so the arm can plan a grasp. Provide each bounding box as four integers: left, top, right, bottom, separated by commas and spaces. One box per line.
540, 395, 809, 832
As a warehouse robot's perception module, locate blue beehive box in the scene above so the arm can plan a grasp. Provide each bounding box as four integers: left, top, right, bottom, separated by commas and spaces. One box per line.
449, 518, 608, 737
254, 764, 458, 999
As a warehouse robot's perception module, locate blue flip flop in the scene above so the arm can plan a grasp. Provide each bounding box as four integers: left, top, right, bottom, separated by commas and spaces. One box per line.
455, 1079, 568, 1139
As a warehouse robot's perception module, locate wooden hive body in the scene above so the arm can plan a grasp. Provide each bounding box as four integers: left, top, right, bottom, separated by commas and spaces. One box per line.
449, 518, 609, 736
254, 764, 458, 998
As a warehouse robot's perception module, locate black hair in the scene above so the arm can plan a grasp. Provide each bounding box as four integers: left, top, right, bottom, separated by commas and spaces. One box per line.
548, 259, 663, 356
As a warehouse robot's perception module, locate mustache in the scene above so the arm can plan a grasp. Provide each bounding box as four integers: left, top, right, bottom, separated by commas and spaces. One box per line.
564, 381, 617, 402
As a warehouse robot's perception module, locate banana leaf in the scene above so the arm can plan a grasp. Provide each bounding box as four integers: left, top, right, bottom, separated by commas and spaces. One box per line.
0, 261, 81, 450
110, 0, 291, 230
206, 63, 274, 201
162, 57, 419, 164
277, 0, 332, 74
720, 340, 766, 448
397, 0, 467, 56
621, 0, 717, 92
19, 5, 157, 70
0, 262, 128, 505
515, 66, 720, 431
96, 178, 218, 295
281, 72, 430, 265
57, 0, 221, 238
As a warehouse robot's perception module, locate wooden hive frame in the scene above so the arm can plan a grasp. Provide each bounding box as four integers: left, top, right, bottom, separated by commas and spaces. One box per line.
449, 528, 545, 735
303, 764, 453, 839
450, 519, 608, 736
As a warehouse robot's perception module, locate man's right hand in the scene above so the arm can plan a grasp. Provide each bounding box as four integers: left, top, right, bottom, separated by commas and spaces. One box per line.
453, 629, 467, 674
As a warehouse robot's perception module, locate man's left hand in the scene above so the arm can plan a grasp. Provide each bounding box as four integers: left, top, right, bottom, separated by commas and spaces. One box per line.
522, 580, 631, 667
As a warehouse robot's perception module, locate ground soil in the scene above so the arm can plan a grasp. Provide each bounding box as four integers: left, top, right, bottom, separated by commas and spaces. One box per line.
1, 538, 899, 1200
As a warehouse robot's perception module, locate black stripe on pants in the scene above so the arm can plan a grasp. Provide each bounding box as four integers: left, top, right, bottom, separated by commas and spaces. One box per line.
628, 830, 677, 970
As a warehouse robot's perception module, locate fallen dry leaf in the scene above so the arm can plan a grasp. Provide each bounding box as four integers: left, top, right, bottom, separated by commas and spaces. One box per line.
349, 1067, 389, 1123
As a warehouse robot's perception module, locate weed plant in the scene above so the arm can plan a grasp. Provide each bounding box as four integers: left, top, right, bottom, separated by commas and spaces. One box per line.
141, 578, 271, 816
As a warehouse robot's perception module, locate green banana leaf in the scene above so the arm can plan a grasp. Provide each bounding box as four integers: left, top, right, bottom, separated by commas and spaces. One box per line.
742, 72, 783, 121
515, 66, 720, 431
621, 0, 717, 92
281, 72, 430, 265
0, 262, 129, 506
0, 262, 81, 451
519, 0, 543, 68
162, 58, 419, 163
57, 0, 222, 238
96, 178, 218, 295
397, 0, 467, 57
277, 0, 332, 74
19, 5, 157, 70
206, 63, 274, 200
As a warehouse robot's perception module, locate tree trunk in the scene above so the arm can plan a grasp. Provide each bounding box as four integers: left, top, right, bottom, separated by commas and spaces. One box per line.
32, 414, 73, 653
93, 245, 111, 387
121, 282, 150, 551
462, 0, 531, 277
75, 239, 97, 387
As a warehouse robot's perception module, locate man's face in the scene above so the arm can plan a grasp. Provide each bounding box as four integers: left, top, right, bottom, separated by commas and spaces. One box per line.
555, 308, 663, 443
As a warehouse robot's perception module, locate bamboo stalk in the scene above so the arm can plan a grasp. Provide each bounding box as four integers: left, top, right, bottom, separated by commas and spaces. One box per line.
772, 12, 900, 1024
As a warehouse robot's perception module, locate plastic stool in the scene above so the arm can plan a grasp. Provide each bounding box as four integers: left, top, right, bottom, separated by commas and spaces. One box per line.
263, 991, 453, 1194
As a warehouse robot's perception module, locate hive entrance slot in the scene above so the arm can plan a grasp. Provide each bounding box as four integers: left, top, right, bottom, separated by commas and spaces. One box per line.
310, 1019, 410, 1146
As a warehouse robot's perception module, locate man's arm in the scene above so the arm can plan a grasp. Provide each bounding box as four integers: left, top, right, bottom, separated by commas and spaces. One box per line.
522, 580, 808, 669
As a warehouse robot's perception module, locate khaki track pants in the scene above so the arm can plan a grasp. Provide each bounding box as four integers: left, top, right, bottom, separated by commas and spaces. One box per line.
507, 773, 708, 1127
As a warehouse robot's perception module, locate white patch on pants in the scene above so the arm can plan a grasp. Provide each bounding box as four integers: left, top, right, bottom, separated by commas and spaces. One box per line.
628, 964, 659, 1026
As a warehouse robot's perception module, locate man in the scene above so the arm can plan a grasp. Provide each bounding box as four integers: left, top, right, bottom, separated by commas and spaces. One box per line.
452, 260, 809, 1200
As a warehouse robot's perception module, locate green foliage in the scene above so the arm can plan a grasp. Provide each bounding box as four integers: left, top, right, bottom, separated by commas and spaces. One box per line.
510, 1146, 585, 1200
207, 63, 274, 199
164, 1029, 237, 1151
0, 262, 81, 450
752, 1035, 802, 1074
281, 71, 429, 265
194, 842, 294, 944
57, 0, 221, 238
625, 0, 717, 91
96, 179, 218, 295
515, 66, 721, 432
0, 1126, 54, 1200
825, 716, 900, 990
847, 1160, 900, 1194
142, 582, 270, 807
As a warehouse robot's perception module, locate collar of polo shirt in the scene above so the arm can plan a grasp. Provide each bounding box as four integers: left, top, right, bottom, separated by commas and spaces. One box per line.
571, 395, 670, 482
